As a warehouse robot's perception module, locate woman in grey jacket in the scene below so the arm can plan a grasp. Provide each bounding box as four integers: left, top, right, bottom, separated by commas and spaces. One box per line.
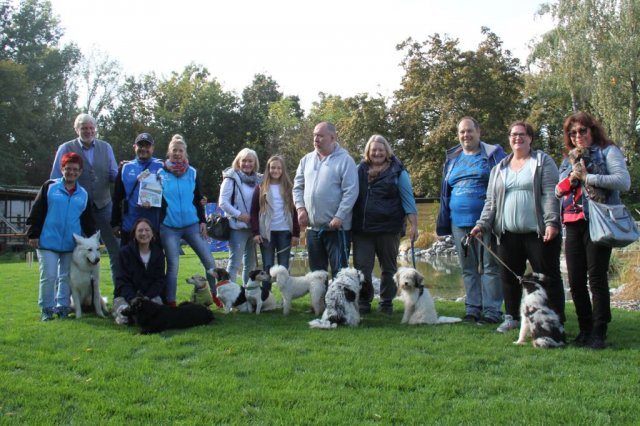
471, 121, 565, 333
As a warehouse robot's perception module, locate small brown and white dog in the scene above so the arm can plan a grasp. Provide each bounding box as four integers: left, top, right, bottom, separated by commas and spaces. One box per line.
568, 146, 608, 203
245, 270, 278, 314
207, 268, 250, 313
185, 275, 214, 306
395, 267, 461, 325
270, 265, 328, 315
515, 273, 566, 348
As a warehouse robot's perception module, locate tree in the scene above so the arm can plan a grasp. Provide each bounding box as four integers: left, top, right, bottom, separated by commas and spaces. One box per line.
391, 28, 525, 196
532, 0, 640, 155
0, 0, 80, 185
153, 64, 243, 199
78, 48, 122, 120
240, 73, 283, 163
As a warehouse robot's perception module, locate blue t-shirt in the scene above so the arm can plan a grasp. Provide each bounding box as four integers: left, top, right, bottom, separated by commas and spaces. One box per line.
448, 152, 490, 227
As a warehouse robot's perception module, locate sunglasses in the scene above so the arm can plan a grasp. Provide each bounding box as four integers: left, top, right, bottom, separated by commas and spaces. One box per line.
568, 127, 589, 138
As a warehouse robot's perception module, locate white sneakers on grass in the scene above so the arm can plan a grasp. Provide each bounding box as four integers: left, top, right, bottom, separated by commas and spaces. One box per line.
496, 315, 520, 333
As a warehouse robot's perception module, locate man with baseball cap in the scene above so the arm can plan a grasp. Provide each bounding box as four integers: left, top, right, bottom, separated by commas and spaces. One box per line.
112, 132, 164, 245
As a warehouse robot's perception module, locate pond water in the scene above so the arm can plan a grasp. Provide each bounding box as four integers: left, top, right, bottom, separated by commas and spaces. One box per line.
285, 254, 465, 300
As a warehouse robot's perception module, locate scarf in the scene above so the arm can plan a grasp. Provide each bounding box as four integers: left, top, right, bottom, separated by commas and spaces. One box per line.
165, 159, 189, 177
367, 160, 390, 182
236, 170, 259, 187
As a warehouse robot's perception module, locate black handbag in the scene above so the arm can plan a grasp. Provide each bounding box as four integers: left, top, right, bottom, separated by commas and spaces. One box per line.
207, 213, 231, 241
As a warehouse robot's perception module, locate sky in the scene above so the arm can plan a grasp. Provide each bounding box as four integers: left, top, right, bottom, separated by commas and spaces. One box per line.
48, 0, 554, 112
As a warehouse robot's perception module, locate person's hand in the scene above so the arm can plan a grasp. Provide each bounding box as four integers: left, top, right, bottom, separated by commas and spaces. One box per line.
200, 196, 208, 207
253, 235, 262, 245
28, 238, 39, 248
141, 201, 151, 209
328, 217, 343, 230
199, 222, 208, 239
470, 225, 482, 238
237, 213, 250, 224
297, 208, 309, 227
291, 237, 300, 247
409, 225, 419, 243
544, 225, 559, 242
112, 226, 121, 238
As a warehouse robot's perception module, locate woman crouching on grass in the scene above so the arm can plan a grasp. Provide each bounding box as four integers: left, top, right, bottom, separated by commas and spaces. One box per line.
112, 218, 166, 324
250, 155, 300, 300
26, 152, 95, 321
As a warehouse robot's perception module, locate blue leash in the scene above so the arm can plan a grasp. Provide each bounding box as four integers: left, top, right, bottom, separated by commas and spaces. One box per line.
411, 240, 416, 269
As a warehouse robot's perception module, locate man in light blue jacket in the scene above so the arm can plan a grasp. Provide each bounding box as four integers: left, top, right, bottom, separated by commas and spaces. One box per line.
293, 122, 358, 277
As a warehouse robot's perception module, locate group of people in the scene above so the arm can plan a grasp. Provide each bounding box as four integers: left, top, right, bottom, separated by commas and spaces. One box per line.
25, 116, 419, 322
26, 111, 630, 351
438, 113, 630, 350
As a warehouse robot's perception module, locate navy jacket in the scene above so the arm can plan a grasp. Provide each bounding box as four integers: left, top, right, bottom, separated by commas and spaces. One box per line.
114, 241, 166, 302
353, 156, 406, 234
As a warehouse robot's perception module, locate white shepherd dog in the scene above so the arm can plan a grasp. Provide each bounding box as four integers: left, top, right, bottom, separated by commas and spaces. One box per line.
70, 232, 108, 318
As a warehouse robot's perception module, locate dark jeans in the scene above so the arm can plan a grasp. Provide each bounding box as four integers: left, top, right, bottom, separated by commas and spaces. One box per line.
564, 220, 612, 337
306, 228, 351, 278
497, 231, 565, 323
260, 230, 292, 294
352, 232, 400, 308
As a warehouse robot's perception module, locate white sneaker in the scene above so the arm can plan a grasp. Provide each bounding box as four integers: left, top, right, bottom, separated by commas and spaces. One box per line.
496, 315, 520, 333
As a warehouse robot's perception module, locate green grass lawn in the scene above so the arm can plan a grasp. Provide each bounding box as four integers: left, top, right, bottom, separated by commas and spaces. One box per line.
1, 250, 639, 424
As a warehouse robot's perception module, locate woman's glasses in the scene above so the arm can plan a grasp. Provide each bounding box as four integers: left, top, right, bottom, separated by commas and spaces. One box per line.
568, 127, 589, 138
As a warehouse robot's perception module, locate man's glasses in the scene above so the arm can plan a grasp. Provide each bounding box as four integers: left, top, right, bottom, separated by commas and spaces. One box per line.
568, 127, 589, 138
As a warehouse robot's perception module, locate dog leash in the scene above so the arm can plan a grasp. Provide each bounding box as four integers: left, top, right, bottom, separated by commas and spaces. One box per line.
469, 232, 523, 283
318, 224, 350, 268
410, 240, 416, 269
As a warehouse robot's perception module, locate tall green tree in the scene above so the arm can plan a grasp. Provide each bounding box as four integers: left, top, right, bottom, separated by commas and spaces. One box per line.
0, 0, 80, 185
153, 64, 243, 198
532, 0, 640, 154
391, 28, 525, 196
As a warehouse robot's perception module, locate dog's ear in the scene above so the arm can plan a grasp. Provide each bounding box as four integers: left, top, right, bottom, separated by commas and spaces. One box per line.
73, 233, 83, 244
414, 270, 425, 288
93, 230, 101, 242
343, 288, 357, 303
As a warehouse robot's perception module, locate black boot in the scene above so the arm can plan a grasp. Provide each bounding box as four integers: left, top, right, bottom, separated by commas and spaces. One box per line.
590, 324, 608, 350
573, 330, 591, 347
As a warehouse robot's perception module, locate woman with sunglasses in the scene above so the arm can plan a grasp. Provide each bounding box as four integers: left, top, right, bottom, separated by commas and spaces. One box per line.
471, 121, 565, 335
556, 112, 630, 349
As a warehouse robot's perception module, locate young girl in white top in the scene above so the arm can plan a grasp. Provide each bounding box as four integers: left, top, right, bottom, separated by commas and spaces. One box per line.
250, 155, 300, 299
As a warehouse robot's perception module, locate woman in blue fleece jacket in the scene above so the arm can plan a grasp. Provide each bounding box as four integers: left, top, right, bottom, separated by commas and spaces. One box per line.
26, 152, 95, 321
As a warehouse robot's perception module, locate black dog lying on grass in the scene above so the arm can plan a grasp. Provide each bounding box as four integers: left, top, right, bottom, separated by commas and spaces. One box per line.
122, 297, 214, 334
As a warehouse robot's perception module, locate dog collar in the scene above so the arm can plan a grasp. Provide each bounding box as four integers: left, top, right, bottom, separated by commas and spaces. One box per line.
215, 280, 231, 288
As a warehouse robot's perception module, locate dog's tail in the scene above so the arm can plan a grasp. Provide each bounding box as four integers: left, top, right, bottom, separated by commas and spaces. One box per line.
437, 316, 462, 324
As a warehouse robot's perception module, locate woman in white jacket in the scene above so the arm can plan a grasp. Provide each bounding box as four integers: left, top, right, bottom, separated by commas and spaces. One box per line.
218, 148, 262, 284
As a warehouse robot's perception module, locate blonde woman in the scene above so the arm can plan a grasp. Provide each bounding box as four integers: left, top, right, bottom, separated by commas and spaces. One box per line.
158, 135, 218, 307
218, 148, 262, 284
250, 155, 300, 299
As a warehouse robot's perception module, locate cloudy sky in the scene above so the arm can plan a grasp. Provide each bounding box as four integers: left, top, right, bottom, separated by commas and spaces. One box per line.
49, 0, 553, 111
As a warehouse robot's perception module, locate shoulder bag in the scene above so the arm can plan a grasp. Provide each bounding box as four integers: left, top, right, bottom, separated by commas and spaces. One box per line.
588, 199, 640, 247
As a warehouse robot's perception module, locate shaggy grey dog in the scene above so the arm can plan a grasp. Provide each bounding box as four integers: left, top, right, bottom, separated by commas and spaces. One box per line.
309, 267, 363, 329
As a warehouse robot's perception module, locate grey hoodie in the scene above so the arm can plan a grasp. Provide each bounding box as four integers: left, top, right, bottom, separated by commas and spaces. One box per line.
293, 143, 358, 230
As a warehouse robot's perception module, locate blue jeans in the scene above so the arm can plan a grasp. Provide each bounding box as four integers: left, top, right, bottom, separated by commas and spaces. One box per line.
452, 225, 503, 320
37, 249, 72, 310
228, 228, 256, 285
260, 230, 292, 292
93, 201, 120, 287
160, 223, 216, 303
307, 229, 350, 278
